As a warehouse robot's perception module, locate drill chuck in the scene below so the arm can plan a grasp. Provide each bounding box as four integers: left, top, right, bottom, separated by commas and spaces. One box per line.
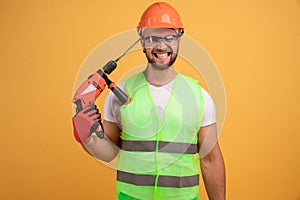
103, 60, 117, 74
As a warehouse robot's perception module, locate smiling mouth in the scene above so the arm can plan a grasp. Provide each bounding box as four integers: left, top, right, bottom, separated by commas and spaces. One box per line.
153, 52, 172, 58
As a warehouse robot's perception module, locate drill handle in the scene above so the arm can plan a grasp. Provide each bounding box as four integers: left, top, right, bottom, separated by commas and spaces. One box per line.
74, 99, 83, 113
110, 85, 131, 105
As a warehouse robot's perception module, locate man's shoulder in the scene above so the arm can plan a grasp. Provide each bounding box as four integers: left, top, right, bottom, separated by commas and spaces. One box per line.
179, 73, 200, 85
124, 72, 143, 82
123, 72, 146, 95
178, 73, 203, 92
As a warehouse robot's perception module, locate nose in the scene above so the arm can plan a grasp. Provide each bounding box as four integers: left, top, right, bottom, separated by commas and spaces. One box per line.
157, 39, 168, 49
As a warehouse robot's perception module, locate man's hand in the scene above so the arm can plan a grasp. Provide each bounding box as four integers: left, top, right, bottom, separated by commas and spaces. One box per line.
72, 104, 101, 143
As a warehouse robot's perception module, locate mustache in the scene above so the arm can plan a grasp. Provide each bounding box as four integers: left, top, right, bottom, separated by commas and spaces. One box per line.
152, 48, 172, 53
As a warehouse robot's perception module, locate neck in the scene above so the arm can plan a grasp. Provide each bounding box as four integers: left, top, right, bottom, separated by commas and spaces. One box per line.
143, 63, 177, 86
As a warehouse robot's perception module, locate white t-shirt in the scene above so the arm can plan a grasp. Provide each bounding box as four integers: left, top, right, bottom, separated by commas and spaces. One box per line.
104, 81, 216, 130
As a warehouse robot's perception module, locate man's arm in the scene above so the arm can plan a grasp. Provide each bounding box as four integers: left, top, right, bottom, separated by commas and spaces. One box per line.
81, 120, 121, 162
198, 123, 226, 200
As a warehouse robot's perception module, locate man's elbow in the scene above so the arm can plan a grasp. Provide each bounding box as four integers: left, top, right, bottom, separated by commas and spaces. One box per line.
100, 151, 119, 162
200, 144, 224, 167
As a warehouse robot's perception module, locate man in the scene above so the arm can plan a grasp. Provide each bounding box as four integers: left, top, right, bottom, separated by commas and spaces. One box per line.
72, 2, 225, 200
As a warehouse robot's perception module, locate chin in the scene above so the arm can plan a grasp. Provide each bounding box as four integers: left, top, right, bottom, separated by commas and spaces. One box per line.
149, 62, 172, 71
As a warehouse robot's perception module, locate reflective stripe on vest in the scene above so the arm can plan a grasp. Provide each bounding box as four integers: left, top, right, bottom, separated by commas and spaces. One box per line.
117, 170, 199, 188
120, 140, 199, 154
117, 72, 204, 200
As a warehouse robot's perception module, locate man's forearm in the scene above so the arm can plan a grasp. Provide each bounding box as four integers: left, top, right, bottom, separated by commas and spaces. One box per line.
200, 151, 226, 200
82, 135, 119, 162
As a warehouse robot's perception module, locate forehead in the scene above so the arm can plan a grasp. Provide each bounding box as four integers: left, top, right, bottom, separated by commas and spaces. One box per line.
142, 28, 177, 37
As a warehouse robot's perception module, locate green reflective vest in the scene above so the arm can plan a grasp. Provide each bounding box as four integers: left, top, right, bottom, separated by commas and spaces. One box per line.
116, 72, 204, 200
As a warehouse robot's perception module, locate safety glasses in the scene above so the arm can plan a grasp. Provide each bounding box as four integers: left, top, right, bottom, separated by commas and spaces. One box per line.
142, 35, 179, 46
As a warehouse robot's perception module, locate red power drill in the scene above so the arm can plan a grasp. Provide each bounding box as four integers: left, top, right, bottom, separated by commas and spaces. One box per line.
72, 39, 139, 139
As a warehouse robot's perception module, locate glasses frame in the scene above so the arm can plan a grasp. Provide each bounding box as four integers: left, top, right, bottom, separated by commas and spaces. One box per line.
141, 34, 180, 46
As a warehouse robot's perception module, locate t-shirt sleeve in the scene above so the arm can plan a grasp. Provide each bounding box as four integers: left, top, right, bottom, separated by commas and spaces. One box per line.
103, 91, 116, 122
201, 88, 217, 127
103, 82, 125, 130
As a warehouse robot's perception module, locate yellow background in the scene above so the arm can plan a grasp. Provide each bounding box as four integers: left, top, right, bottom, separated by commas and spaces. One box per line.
0, 0, 299, 199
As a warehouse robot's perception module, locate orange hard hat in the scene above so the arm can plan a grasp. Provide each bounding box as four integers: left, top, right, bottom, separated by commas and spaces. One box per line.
137, 2, 184, 30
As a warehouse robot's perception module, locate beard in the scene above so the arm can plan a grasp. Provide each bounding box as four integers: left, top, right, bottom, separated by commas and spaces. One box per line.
145, 48, 178, 71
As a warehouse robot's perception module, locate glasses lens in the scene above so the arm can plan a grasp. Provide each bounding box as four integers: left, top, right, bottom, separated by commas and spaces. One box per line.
149, 36, 160, 43
165, 35, 178, 42
143, 35, 179, 46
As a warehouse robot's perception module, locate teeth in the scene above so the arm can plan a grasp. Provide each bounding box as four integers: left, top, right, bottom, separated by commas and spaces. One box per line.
156, 53, 168, 58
